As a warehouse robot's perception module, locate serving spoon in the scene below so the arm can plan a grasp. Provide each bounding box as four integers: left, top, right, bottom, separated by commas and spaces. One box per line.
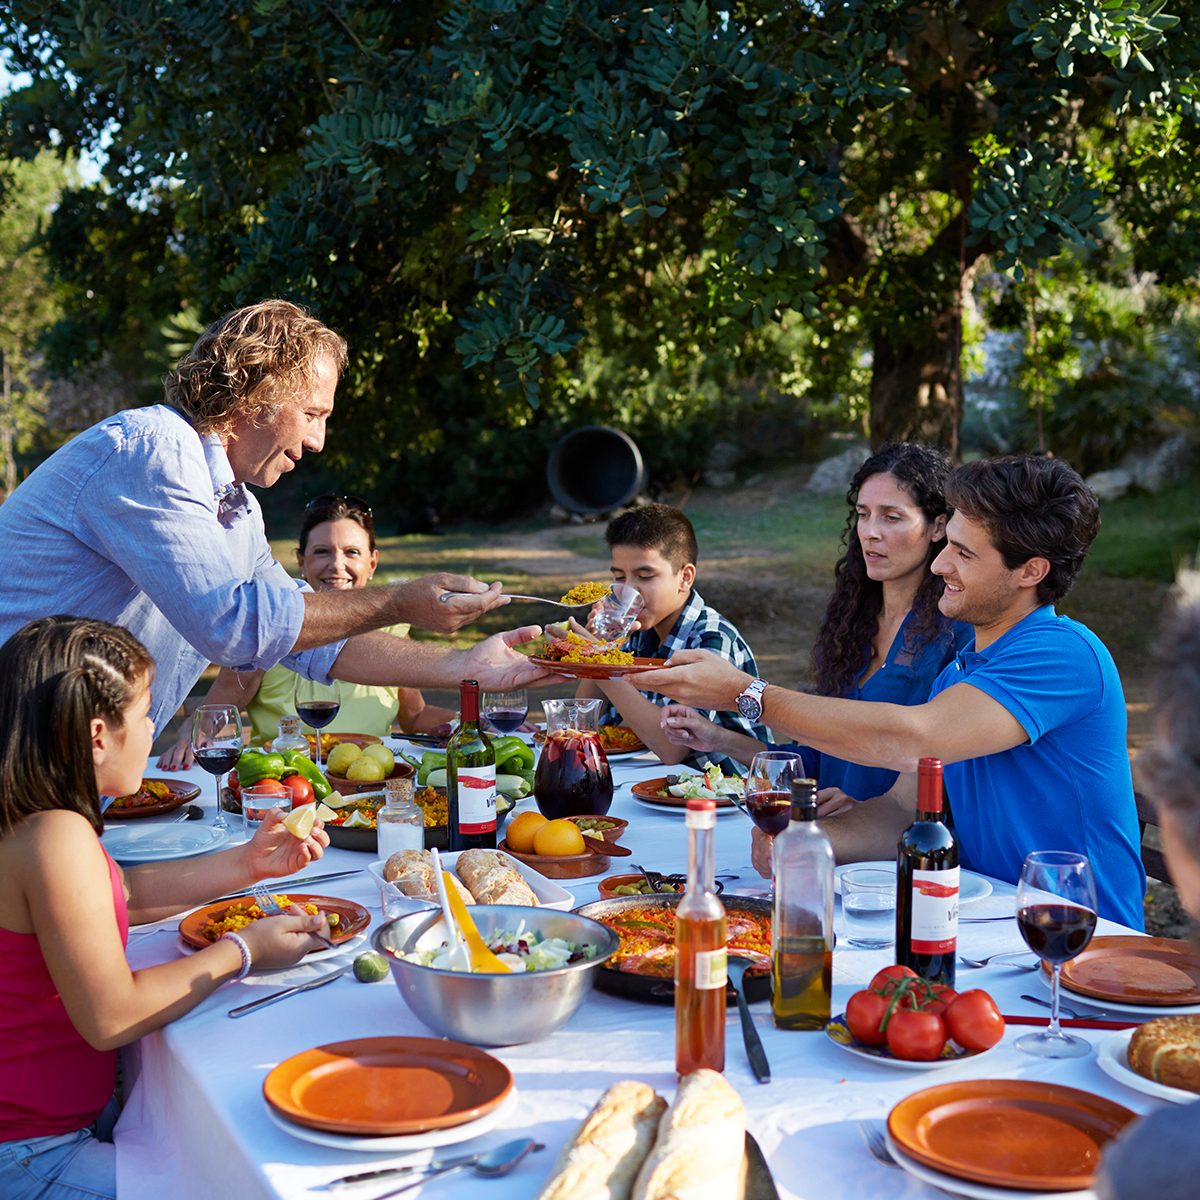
429, 848, 472, 972
439, 591, 595, 609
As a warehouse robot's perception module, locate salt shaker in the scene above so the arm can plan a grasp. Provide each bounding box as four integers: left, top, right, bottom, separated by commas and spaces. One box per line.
377, 776, 423, 860
273, 715, 311, 757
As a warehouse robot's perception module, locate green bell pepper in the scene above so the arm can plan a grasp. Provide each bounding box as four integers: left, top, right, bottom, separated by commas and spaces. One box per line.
235, 750, 286, 786
491, 736, 535, 776
279, 749, 333, 801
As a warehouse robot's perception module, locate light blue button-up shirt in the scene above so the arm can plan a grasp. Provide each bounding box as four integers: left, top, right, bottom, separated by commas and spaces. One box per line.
0, 404, 343, 733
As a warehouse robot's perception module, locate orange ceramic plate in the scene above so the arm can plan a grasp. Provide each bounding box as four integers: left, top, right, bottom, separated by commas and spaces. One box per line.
104, 779, 201, 819
887, 1079, 1135, 1192
1055, 935, 1200, 1006
527, 655, 667, 680
178, 893, 370, 951
263, 1036, 512, 1136
630, 777, 738, 809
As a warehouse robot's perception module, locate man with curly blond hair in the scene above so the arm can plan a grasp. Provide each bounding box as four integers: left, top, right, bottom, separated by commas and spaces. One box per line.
0, 300, 545, 737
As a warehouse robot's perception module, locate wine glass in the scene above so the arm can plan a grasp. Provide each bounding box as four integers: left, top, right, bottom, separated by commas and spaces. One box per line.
482, 688, 529, 735
293, 678, 342, 770
744, 751, 803, 836
1014, 850, 1098, 1058
190, 704, 244, 832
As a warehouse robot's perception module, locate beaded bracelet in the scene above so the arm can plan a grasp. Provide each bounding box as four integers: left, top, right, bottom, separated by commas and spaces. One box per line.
221, 931, 253, 981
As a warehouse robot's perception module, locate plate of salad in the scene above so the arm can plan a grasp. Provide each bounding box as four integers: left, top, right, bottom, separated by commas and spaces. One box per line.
630, 766, 745, 812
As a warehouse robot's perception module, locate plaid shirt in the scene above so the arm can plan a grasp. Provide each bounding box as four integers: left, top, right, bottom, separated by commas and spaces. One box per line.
601, 587, 765, 774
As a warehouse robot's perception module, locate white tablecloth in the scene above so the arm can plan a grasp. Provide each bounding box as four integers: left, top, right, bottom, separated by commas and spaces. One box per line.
112, 742, 1162, 1199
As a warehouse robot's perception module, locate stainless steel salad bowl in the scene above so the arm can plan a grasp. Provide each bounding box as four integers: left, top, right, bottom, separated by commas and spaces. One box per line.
373, 904, 620, 1046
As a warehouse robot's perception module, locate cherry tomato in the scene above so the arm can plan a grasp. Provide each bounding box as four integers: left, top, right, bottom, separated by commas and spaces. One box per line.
845, 988, 890, 1046
870, 965, 918, 993
945, 989, 1006, 1051
280, 774, 315, 808
885, 1009, 947, 1061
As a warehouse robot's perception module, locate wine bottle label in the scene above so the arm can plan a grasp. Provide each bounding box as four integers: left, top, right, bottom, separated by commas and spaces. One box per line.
455, 764, 497, 834
909, 867, 959, 954
692, 946, 728, 990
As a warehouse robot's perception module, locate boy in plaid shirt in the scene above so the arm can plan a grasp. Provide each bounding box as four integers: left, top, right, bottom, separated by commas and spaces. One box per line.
578, 504, 765, 773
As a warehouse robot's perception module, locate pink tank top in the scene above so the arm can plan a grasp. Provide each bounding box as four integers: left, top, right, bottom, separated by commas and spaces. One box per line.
0, 844, 129, 1140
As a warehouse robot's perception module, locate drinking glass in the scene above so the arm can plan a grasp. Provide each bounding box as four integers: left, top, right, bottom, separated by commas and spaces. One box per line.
588, 583, 645, 642
190, 703, 244, 832
841, 867, 897, 949
1014, 850, 1098, 1058
293, 678, 342, 770
482, 689, 528, 735
744, 751, 803, 836
242, 784, 291, 839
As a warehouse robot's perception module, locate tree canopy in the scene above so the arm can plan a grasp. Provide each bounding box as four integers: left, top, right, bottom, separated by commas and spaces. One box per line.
2, 2, 1199, 513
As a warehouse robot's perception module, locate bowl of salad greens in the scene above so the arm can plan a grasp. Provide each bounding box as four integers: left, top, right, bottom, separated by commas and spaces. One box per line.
374, 905, 619, 1045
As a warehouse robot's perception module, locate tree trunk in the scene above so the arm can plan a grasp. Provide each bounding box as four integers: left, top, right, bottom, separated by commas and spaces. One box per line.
867, 302, 962, 458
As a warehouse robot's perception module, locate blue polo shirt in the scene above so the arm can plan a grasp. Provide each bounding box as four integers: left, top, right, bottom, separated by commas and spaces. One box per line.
779, 613, 971, 801
930, 605, 1145, 929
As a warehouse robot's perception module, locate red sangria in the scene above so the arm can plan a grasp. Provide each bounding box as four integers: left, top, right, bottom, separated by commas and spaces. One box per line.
535, 728, 613, 818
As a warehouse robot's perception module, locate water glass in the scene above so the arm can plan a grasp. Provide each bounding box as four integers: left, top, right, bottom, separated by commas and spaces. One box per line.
242, 785, 291, 838
588, 582, 645, 642
841, 867, 897, 948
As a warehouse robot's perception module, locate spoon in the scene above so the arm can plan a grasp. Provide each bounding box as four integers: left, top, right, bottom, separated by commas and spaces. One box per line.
430, 848, 471, 972
372, 1137, 543, 1197
727, 955, 771, 1084
439, 591, 594, 609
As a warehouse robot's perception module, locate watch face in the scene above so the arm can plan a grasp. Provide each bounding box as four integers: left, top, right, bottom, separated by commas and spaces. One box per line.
737, 683, 763, 720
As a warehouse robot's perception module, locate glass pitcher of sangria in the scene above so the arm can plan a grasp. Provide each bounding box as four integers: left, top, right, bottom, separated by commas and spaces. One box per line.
535, 698, 614, 818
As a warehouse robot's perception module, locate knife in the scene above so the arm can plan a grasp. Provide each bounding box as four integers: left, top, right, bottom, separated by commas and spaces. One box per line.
208, 869, 362, 905
227, 963, 352, 1018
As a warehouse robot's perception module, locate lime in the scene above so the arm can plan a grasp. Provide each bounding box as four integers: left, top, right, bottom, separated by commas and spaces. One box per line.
353, 951, 389, 983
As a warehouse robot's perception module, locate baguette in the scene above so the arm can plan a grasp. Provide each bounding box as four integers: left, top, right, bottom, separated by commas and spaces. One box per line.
632, 1070, 746, 1200
382, 850, 474, 906
537, 1081, 667, 1200
457, 849, 539, 906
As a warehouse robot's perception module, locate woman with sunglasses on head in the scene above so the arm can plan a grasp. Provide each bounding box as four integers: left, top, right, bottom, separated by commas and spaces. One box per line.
159, 495, 455, 767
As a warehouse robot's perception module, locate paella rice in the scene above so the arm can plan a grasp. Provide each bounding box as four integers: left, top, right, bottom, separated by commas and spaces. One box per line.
199, 895, 341, 942
544, 631, 634, 666
414, 785, 449, 828
560, 581, 611, 605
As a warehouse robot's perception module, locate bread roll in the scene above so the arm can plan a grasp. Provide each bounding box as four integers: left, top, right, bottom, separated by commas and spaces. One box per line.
537, 1081, 667, 1200
381, 850, 474, 906
1127, 1014, 1200, 1092
456, 849, 539, 906
632, 1070, 746, 1200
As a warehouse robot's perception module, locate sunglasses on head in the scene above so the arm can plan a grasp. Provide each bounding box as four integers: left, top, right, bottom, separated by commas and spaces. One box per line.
304, 494, 373, 519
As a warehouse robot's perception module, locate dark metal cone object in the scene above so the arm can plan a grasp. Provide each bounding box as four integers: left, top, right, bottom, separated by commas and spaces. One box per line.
727, 955, 771, 1083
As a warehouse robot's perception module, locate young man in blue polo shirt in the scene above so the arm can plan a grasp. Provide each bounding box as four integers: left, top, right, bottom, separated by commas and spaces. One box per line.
646, 455, 1146, 929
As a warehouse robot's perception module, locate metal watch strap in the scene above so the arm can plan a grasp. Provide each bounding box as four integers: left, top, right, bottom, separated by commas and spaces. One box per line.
736, 677, 767, 721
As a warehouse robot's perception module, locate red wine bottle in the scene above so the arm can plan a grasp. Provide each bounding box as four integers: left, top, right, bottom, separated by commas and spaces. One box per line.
446, 680, 497, 851
896, 757, 958, 987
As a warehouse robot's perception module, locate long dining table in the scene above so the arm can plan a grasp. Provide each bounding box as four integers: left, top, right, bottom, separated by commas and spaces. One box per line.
109, 736, 1169, 1200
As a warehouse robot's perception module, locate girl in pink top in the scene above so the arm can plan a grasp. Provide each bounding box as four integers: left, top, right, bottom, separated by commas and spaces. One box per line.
0, 617, 333, 1199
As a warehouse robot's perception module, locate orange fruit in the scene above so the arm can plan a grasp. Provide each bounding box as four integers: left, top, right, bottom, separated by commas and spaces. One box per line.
533, 818, 586, 857
505, 810, 549, 854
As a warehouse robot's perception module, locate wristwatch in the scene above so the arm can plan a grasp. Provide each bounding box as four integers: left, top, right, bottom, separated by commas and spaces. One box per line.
735, 677, 768, 721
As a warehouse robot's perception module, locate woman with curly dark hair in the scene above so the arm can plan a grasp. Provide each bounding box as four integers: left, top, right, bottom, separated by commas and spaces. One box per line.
662, 443, 969, 807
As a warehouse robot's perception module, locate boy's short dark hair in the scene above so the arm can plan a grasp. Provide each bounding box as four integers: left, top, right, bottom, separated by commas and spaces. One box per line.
944, 455, 1099, 604
605, 503, 698, 570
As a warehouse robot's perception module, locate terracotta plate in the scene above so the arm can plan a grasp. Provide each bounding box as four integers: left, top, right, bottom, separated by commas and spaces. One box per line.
1055, 936, 1200, 1006
630, 777, 739, 810
497, 837, 610, 879
887, 1079, 1135, 1192
104, 779, 202, 820
264, 731, 382, 752
527, 655, 667, 680
178, 893, 370, 951
263, 1036, 513, 1136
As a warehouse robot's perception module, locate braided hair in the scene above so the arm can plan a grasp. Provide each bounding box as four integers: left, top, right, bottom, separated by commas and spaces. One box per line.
0, 617, 155, 837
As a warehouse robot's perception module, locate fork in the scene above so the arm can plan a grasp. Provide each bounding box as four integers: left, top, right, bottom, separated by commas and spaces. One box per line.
959, 950, 1036, 969
857, 1120, 896, 1168
250, 884, 338, 951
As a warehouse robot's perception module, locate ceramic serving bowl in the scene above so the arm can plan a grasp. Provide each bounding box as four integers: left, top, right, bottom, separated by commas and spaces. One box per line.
497, 837, 611, 879
566, 815, 629, 844
326, 759, 415, 797
374, 905, 620, 1045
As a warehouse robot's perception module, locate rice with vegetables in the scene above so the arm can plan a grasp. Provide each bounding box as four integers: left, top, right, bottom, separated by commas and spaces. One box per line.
414, 786, 448, 828
560, 581, 611, 605
199, 895, 341, 942
543, 631, 634, 667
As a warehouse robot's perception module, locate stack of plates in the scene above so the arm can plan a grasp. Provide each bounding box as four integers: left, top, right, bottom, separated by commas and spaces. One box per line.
263, 1036, 517, 1151
884, 1079, 1135, 1198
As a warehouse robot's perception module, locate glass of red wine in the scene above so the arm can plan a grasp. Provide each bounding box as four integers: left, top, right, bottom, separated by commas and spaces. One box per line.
1015, 850, 1098, 1058
190, 703, 244, 833
482, 689, 528, 735
293, 678, 342, 771
744, 751, 803, 837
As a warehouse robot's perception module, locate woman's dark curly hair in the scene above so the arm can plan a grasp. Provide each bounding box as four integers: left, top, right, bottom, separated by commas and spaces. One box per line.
811, 443, 953, 697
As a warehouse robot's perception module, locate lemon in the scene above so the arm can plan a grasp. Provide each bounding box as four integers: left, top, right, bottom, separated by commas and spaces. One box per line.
326, 743, 363, 776
361, 743, 395, 773
533, 818, 586, 857
353, 951, 390, 983
505, 810, 548, 853
283, 802, 317, 840
346, 756, 387, 783
315, 800, 339, 822
343, 810, 374, 828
